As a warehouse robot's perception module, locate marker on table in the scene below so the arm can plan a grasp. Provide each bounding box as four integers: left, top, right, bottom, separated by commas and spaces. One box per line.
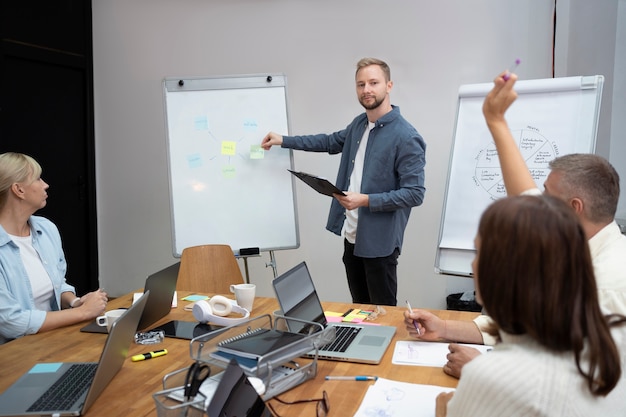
405, 300, 421, 336
503, 59, 521, 81
325, 376, 378, 381
131, 349, 168, 362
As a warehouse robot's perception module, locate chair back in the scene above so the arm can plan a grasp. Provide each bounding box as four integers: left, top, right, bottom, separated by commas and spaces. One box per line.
177, 244, 244, 293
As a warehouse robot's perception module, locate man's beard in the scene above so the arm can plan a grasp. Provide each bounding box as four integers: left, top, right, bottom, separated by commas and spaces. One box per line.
359, 94, 383, 110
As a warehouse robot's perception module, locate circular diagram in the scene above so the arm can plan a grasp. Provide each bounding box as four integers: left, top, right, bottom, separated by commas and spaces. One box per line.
474, 128, 558, 199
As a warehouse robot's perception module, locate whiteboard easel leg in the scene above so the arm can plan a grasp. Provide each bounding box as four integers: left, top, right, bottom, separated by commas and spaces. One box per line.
265, 250, 278, 278
243, 257, 250, 283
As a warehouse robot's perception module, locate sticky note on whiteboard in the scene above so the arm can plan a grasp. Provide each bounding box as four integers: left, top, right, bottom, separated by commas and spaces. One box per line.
249, 145, 264, 159
221, 141, 236, 155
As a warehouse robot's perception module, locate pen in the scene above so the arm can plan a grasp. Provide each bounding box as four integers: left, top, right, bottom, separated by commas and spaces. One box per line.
405, 300, 421, 336
131, 349, 168, 362
325, 376, 378, 381
503, 58, 521, 81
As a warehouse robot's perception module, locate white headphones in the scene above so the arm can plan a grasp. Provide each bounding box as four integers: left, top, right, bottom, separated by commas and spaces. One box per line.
192, 295, 250, 326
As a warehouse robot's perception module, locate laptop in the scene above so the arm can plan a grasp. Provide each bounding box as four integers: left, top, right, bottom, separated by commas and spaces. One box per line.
0, 291, 149, 416
80, 262, 180, 333
272, 261, 396, 364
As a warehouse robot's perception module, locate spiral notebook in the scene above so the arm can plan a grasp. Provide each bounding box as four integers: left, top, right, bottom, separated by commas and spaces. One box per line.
215, 328, 305, 360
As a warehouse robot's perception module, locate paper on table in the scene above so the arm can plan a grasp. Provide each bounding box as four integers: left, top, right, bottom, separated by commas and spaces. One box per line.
353, 377, 453, 417
133, 291, 177, 308
392, 340, 492, 367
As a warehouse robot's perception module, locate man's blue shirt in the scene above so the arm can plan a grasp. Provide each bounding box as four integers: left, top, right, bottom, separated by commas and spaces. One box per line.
282, 106, 426, 257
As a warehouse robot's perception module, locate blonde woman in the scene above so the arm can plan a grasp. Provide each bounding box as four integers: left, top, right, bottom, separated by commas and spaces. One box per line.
0, 152, 107, 344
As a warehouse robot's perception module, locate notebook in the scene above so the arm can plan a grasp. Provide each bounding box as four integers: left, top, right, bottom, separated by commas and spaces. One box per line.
216, 328, 305, 360
0, 291, 149, 416
272, 261, 396, 364
80, 262, 180, 333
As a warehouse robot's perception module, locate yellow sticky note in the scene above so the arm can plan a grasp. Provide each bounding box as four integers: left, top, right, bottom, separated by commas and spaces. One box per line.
221, 141, 236, 156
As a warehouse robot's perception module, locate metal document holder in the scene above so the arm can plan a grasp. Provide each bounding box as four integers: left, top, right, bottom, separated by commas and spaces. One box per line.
187, 314, 334, 400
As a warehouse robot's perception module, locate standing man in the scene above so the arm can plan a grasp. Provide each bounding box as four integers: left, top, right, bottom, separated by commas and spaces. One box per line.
262, 58, 426, 306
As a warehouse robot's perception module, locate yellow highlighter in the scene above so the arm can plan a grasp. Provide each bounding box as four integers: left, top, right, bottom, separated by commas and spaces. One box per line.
131, 349, 168, 362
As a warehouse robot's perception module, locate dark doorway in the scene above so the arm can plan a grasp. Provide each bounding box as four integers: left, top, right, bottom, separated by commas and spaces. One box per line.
1, 1, 98, 295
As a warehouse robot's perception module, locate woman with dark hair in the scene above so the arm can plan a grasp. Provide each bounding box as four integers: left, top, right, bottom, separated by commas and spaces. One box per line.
436, 194, 626, 416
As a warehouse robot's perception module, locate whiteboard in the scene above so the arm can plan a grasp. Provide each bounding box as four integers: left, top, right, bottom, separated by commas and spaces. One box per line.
163, 74, 299, 257
436, 75, 604, 276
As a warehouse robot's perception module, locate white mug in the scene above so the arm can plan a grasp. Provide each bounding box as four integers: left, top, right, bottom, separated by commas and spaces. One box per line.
229, 283, 256, 312
96, 309, 126, 332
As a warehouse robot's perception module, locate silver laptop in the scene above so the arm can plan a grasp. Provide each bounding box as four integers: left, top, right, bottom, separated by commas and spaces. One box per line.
272, 261, 396, 364
0, 291, 149, 416
81, 262, 179, 333
136, 262, 179, 331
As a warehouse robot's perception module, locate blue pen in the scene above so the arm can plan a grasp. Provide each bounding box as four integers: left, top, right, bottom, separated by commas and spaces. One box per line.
325, 376, 378, 381
405, 300, 421, 336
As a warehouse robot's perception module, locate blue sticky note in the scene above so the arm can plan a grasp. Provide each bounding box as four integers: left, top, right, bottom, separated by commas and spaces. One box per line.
29, 363, 63, 373
194, 116, 209, 131
182, 295, 209, 302
243, 118, 258, 131
187, 153, 202, 169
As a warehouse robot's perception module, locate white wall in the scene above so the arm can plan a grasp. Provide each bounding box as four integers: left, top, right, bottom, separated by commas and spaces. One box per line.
612, 1, 626, 223
93, 1, 566, 307
554, 0, 625, 226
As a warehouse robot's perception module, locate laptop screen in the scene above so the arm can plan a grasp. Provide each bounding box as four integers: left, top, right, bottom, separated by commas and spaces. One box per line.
272, 262, 327, 333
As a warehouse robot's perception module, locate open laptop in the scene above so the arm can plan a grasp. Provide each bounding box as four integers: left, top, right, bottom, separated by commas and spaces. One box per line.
272, 261, 396, 364
0, 291, 149, 416
80, 262, 180, 333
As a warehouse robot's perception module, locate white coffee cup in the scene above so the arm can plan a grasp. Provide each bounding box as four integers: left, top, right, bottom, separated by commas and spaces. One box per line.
229, 283, 256, 312
273, 309, 288, 331
96, 309, 126, 332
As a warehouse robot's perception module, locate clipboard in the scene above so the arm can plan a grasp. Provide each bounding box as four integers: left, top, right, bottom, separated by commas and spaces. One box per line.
288, 170, 346, 197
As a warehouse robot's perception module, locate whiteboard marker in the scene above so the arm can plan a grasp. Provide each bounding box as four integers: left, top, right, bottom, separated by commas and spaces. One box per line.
503, 59, 521, 81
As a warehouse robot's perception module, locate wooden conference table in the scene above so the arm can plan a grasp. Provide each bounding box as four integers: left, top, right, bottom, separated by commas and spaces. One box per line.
0, 291, 479, 416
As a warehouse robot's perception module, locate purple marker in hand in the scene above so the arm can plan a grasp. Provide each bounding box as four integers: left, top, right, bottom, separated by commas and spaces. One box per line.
503, 59, 521, 81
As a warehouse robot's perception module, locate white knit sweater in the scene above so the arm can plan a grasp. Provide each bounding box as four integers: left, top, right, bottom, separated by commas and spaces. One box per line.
446, 331, 626, 417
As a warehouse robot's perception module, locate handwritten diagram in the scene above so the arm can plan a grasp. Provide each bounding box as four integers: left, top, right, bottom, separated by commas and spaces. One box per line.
188, 115, 265, 179
473, 126, 558, 200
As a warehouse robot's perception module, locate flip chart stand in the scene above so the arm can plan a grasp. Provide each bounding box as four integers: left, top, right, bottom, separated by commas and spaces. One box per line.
266, 250, 278, 278
236, 250, 278, 283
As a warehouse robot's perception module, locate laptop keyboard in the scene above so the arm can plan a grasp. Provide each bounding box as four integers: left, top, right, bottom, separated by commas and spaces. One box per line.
321, 325, 362, 352
27, 363, 98, 412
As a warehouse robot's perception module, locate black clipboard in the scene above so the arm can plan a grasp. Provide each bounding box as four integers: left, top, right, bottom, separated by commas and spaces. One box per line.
288, 169, 346, 197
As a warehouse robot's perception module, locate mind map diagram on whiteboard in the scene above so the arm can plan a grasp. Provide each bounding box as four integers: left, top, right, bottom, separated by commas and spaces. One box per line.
165, 84, 295, 255
474, 126, 559, 200
437, 75, 602, 274
439, 120, 563, 251
189, 113, 266, 178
